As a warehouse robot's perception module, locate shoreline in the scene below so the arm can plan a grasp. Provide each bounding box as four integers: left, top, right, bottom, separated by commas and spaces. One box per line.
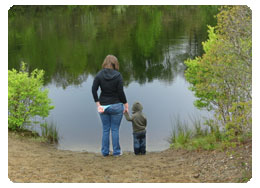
8, 131, 252, 183
9, 129, 169, 154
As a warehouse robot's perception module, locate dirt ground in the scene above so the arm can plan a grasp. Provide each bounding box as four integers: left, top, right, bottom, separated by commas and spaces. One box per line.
8, 132, 252, 183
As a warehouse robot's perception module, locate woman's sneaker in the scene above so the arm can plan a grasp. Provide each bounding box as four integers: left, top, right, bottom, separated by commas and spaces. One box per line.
113, 152, 123, 157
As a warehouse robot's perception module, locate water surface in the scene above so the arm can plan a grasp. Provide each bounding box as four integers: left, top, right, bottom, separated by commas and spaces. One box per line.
8, 5, 218, 152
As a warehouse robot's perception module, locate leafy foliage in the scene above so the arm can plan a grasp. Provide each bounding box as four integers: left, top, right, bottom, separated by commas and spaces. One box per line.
8, 62, 54, 130
184, 6, 252, 140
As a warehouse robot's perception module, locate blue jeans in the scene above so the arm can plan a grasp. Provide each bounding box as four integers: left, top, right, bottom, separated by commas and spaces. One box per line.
133, 131, 146, 155
99, 103, 123, 156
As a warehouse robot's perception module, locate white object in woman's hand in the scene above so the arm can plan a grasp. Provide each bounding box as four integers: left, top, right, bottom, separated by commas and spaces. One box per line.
98, 106, 104, 113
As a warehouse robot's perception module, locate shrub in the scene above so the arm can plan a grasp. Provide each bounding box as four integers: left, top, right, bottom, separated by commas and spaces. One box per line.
8, 62, 54, 130
184, 6, 252, 138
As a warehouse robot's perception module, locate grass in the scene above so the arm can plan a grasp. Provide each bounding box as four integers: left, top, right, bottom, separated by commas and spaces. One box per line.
40, 121, 59, 144
169, 116, 252, 151
169, 116, 225, 150
8, 127, 39, 137
169, 117, 192, 148
9, 121, 60, 144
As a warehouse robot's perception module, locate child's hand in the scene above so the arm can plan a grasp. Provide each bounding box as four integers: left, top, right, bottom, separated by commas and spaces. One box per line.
97, 106, 104, 113
123, 109, 129, 114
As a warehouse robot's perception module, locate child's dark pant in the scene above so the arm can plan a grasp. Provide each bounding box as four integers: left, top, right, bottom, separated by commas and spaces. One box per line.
133, 131, 146, 155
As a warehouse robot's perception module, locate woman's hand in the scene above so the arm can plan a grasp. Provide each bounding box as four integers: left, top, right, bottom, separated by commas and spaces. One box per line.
98, 106, 104, 113
123, 103, 129, 113
96, 102, 104, 113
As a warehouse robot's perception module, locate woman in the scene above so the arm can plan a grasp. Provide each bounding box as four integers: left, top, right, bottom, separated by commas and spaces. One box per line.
92, 55, 129, 156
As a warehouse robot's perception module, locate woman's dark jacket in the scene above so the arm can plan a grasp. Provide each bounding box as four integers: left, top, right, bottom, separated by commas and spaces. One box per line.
92, 68, 127, 105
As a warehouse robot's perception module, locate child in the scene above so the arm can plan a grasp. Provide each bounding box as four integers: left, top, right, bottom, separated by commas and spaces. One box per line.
124, 102, 147, 155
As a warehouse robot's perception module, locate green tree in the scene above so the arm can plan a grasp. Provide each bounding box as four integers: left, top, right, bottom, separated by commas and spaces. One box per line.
184, 6, 252, 137
8, 62, 54, 130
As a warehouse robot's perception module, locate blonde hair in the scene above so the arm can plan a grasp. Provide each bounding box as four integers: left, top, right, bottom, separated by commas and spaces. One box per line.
102, 55, 119, 71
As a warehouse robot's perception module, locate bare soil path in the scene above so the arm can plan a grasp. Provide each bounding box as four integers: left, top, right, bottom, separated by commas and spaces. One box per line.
8, 132, 252, 183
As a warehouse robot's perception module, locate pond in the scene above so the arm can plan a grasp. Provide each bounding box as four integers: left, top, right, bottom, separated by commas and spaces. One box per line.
8, 5, 218, 152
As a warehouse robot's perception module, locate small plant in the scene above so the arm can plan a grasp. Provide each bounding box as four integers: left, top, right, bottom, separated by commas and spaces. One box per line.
169, 116, 230, 150
191, 136, 214, 150
40, 121, 59, 144
8, 62, 54, 130
169, 116, 193, 149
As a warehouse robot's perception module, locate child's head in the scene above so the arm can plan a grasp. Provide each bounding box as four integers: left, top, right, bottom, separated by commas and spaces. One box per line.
132, 102, 143, 113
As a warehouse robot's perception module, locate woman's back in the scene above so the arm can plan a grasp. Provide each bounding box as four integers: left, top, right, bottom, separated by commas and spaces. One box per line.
92, 68, 126, 105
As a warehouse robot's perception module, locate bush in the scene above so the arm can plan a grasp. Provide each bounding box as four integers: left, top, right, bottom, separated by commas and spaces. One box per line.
184, 6, 252, 139
8, 62, 54, 130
